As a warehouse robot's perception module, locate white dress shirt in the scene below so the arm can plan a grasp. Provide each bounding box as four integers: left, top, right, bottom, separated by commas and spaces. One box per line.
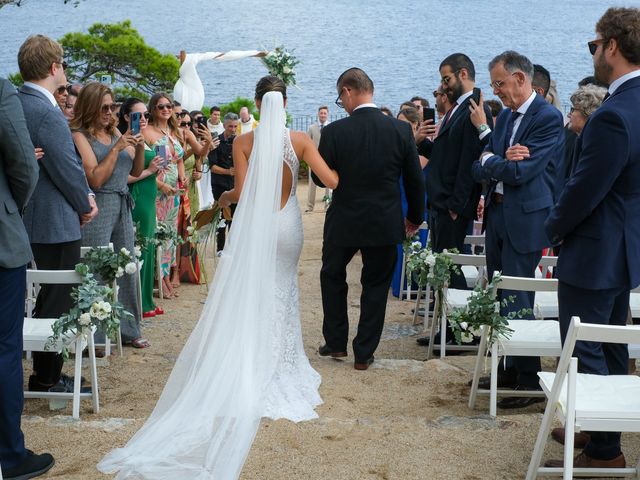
483, 90, 537, 194
608, 69, 640, 95
354, 103, 378, 111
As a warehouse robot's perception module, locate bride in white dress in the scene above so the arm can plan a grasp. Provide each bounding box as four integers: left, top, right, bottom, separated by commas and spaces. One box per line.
97, 76, 339, 479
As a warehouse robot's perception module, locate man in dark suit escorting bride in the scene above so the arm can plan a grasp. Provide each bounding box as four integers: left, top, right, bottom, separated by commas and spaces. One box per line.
313, 67, 425, 370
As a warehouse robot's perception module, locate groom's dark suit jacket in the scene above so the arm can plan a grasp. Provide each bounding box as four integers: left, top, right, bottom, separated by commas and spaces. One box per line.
312, 106, 425, 246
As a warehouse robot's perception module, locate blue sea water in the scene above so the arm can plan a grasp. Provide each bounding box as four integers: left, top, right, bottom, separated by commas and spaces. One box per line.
1, 0, 639, 119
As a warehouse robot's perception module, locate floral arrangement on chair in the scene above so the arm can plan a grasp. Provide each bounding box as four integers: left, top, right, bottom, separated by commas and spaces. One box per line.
81, 246, 140, 283
447, 273, 531, 347
262, 45, 300, 86
46, 264, 133, 358
404, 240, 460, 309
155, 221, 185, 247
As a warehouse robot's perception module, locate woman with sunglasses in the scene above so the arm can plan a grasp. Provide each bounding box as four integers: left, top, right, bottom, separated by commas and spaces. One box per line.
118, 98, 165, 319
144, 94, 212, 294
53, 83, 69, 111
70, 82, 149, 349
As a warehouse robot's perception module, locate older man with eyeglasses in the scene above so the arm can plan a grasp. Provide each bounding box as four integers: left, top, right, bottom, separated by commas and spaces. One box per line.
471, 50, 564, 408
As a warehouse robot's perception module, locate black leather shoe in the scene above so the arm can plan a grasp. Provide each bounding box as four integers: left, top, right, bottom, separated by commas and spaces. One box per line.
318, 345, 347, 358
28, 374, 87, 392
474, 372, 518, 390
497, 385, 545, 409
354, 356, 375, 370
416, 331, 443, 346
57, 374, 91, 394
3, 450, 55, 480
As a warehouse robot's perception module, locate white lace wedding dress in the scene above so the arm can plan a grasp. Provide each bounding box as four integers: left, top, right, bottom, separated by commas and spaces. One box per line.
98, 92, 321, 479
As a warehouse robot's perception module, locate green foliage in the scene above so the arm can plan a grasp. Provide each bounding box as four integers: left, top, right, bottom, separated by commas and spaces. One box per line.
59, 20, 179, 99
46, 263, 131, 359
81, 245, 140, 284
448, 274, 532, 347
404, 240, 460, 291
219, 97, 259, 120
8, 72, 23, 87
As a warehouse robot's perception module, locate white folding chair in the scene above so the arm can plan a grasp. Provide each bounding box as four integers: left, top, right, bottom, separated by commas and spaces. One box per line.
80, 244, 123, 357
154, 245, 164, 299
23, 269, 100, 419
424, 253, 488, 359
527, 317, 640, 479
468, 274, 561, 417
399, 222, 429, 301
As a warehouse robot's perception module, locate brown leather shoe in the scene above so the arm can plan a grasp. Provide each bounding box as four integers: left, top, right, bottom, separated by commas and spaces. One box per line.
544, 452, 626, 469
354, 356, 374, 371
550, 427, 591, 449
318, 345, 347, 358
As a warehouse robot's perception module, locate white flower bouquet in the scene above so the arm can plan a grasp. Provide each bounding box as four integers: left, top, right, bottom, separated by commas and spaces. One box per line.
262, 46, 300, 86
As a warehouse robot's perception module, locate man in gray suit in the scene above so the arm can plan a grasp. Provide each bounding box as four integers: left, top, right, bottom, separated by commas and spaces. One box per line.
306, 105, 331, 212
0, 77, 55, 480
17, 34, 97, 393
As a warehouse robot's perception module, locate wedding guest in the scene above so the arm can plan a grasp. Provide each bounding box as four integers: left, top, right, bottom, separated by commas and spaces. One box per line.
485, 99, 503, 125
71, 82, 148, 349
472, 51, 564, 406
546, 79, 563, 113
0, 76, 54, 480
17, 35, 97, 394
207, 105, 224, 135
410, 95, 430, 119
209, 112, 238, 255
545, 7, 640, 469
144, 93, 186, 297
52, 82, 68, 110
380, 106, 393, 116
63, 89, 77, 120
118, 98, 164, 319
236, 106, 258, 134
432, 85, 454, 137
532, 64, 552, 98
306, 105, 331, 212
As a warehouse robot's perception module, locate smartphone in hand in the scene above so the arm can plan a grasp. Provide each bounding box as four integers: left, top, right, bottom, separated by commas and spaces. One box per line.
196, 116, 208, 128
155, 145, 168, 169
130, 112, 141, 135
423, 107, 436, 123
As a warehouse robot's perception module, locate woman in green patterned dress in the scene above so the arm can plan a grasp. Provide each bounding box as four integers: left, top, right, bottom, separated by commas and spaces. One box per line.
119, 98, 164, 318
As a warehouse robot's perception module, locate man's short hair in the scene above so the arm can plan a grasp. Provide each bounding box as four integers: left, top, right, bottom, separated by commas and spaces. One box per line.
596, 7, 640, 65
532, 64, 551, 97
18, 35, 64, 82
173, 100, 181, 107
410, 96, 429, 108
223, 112, 238, 122
336, 67, 374, 93
578, 75, 609, 88
439, 53, 476, 81
488, 51, 534, 81
210, 106, 221, 113
318, 105, 328, 112
485, 99, 504, 117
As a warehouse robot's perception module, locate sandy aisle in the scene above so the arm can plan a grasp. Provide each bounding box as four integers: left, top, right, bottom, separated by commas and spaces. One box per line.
20, 183, 638, 479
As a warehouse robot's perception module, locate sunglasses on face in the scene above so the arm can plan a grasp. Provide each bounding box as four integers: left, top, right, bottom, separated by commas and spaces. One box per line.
157, 103, 173, 111
588, 39, 605, 55
440, 69, 461, 86
100, 103, 119, 114
180, 121, 193, 127
56, 84, 70, 95
54, 60, 68, 70
175, 111, 187, 118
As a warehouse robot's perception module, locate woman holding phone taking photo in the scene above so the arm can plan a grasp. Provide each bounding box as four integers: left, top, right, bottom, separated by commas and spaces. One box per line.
118, 98, 165, 319
71, 82, 149, 349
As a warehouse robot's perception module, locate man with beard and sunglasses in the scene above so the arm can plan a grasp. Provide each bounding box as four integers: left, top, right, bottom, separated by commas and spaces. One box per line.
415, 53, 493, 347
543, 7, 640, 470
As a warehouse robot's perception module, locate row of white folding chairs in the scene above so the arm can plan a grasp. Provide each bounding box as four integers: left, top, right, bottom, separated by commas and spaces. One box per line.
418, 253, 559, 359
527, 317, 640, 479
468, 274, 640, 417
23, 269, 100, 419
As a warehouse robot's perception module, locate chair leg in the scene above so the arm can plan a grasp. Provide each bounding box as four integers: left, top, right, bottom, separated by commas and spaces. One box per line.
525, 381, 560, 480
563, 358, 578, 480
88, 332, 100, 414
72, 337, 83, 419
426, 292, 440, 360
116, 325, 123, 357
400, 252, 407, 301
469, 325, 489, 409
440, 293, 447, 359
156, 246, 163, 300
490, 342, 499, 417
412, 286, 423, 325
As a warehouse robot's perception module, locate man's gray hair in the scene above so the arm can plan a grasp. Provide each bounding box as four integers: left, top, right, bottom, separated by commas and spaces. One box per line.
488, 50, 534, 80
223, 112, 239, 122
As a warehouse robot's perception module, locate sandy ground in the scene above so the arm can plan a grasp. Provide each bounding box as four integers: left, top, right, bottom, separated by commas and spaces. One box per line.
20, 183, 639, 480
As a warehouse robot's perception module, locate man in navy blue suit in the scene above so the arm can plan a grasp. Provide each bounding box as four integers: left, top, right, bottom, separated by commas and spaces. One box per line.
544, 7, 640, 470
472, 51, 564, 408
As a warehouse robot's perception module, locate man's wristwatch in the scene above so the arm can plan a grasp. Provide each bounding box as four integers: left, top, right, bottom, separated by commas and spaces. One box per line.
477, 123, 490, 134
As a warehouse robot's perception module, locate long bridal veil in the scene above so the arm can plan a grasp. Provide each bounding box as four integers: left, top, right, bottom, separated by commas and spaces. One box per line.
98, 91, 288, 479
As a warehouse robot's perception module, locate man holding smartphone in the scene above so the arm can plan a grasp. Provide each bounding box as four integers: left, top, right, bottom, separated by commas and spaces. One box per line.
208, 112, 238, 255
415, 53, 493, 346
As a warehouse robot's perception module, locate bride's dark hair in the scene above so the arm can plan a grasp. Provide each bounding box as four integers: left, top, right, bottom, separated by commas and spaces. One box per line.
255, 75, 287, 101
